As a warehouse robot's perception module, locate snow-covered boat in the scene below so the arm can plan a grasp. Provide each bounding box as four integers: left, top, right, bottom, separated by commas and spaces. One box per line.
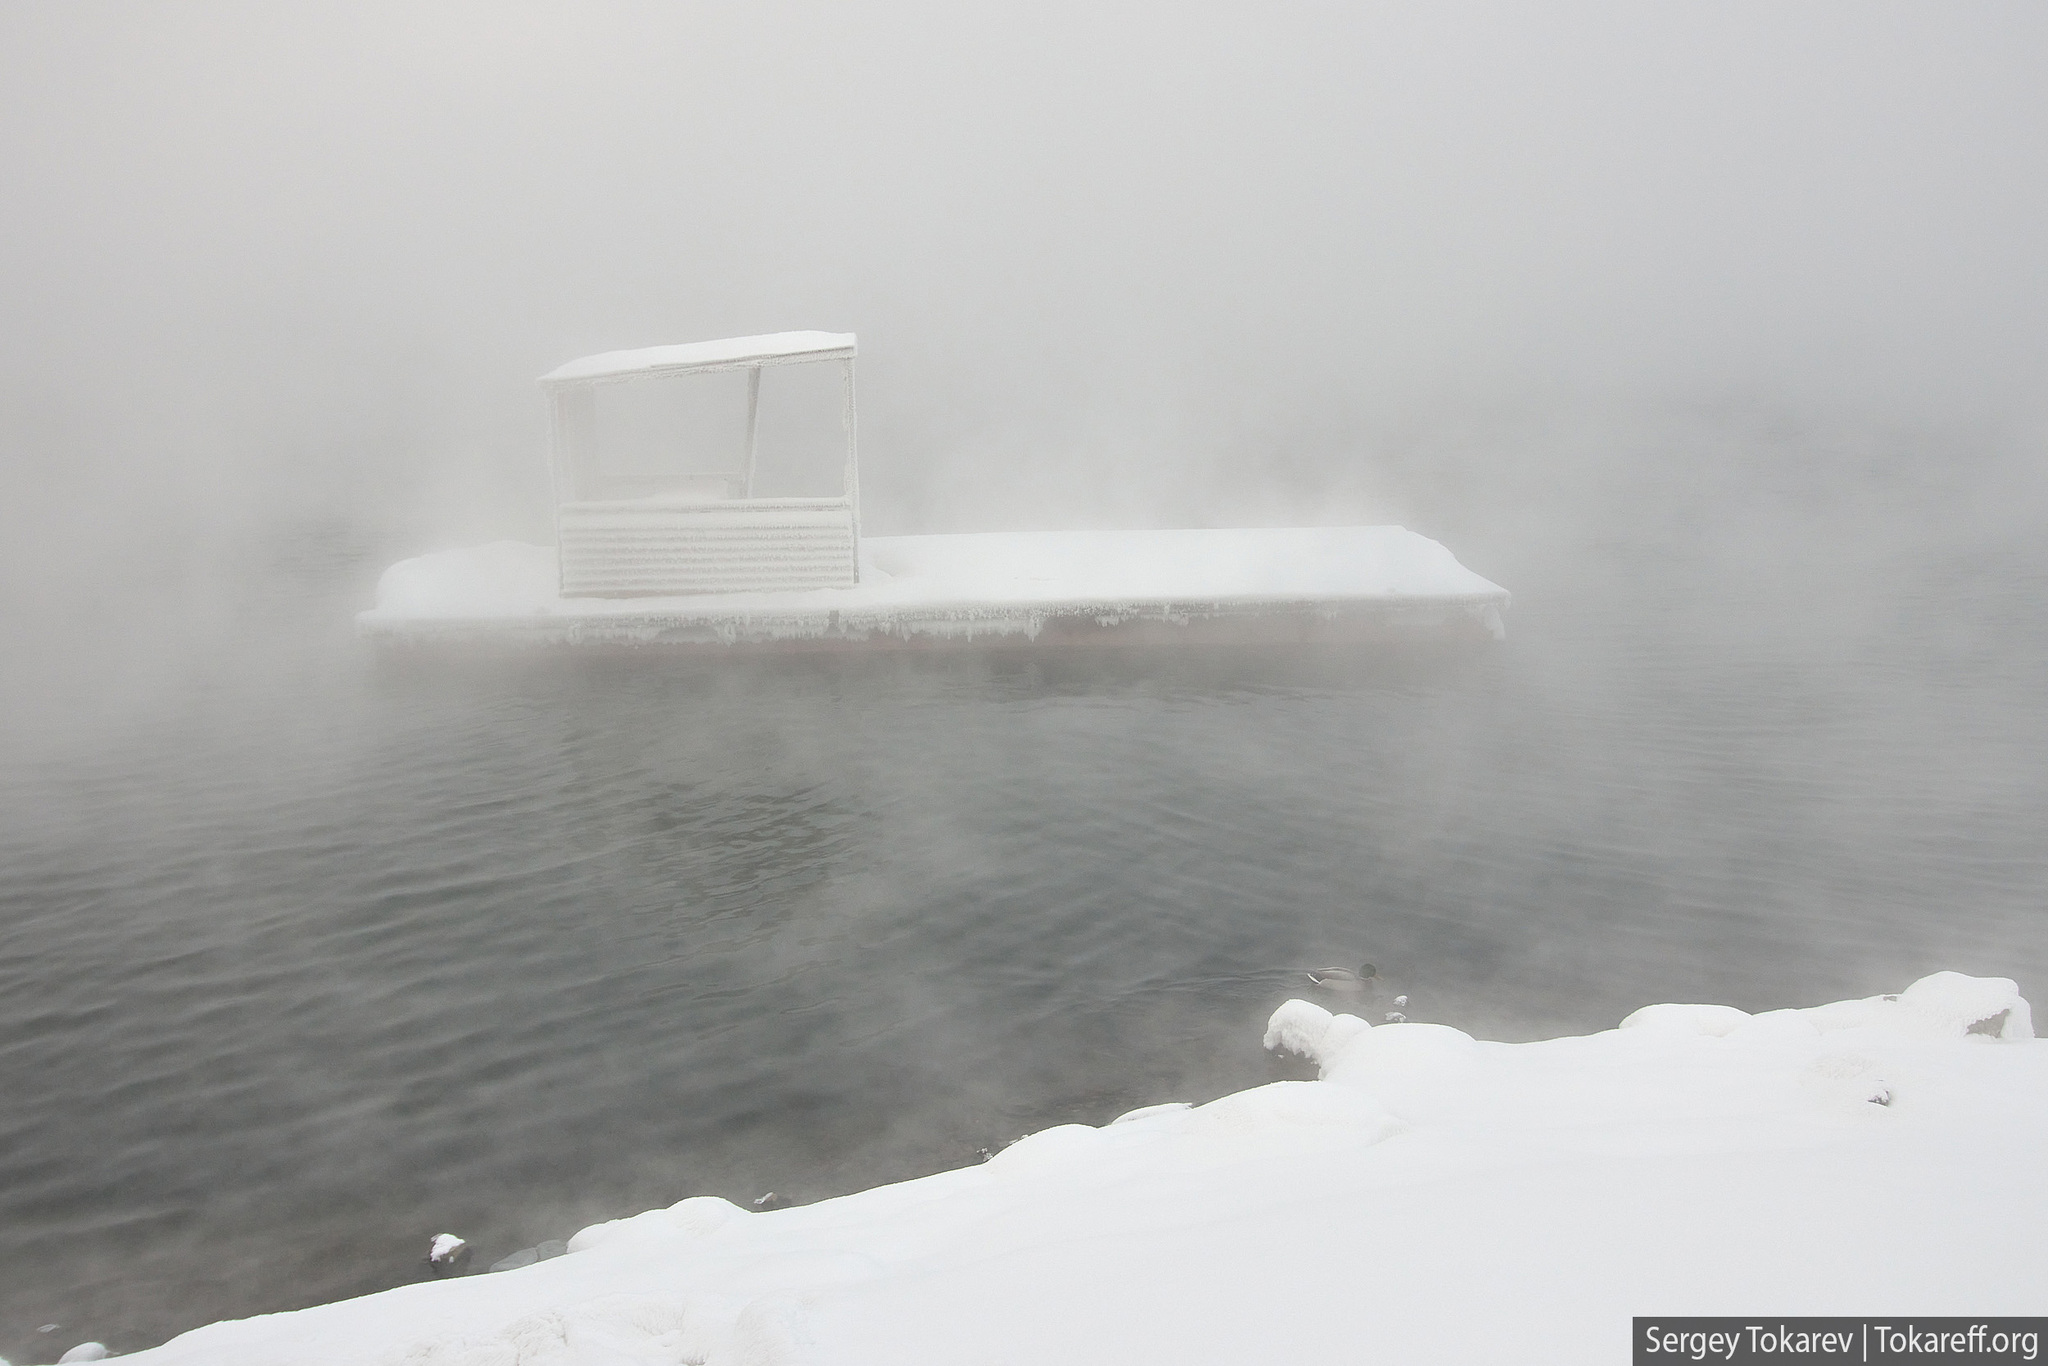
357, 332, 1509, 648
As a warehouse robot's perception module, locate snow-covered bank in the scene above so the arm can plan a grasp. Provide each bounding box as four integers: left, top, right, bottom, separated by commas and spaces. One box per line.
101, 973, 2041, 1366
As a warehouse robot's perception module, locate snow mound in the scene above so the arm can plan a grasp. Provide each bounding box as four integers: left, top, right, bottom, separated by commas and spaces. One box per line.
1617, 973, 2031, 1042
1803, 970, 2033, 1041
1619, 1002, 1754, 1036
1260, 997, 1371, 1064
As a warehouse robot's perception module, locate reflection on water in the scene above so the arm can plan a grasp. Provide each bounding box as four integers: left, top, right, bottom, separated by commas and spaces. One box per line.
2, 504, 2044, 1359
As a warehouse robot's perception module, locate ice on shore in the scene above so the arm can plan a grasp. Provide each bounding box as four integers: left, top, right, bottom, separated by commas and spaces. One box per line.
112, 972, 2041, 1366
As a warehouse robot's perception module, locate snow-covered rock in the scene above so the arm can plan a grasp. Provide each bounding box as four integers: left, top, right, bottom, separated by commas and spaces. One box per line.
424, 1234, 471, 1277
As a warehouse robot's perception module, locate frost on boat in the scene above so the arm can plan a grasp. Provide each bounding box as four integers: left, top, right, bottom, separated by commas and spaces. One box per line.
357, 332, 1510, 648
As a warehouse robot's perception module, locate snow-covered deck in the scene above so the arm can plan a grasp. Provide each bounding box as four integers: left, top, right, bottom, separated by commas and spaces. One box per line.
356, 526, 1511, 648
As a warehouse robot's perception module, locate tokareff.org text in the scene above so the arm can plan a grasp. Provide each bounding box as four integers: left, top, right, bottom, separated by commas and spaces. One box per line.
1641, 1323, 2042, 1362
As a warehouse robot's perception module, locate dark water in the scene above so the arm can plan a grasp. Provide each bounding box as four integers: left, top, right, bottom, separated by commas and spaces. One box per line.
4, 451, 2046, 1359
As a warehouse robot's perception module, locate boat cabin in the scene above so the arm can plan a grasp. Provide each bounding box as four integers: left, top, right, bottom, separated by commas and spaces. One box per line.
539, 331, 860, 597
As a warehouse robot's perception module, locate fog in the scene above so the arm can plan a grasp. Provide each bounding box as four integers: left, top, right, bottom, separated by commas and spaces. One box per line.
3, 4, 2047, 1351
4, 2, 2046, 725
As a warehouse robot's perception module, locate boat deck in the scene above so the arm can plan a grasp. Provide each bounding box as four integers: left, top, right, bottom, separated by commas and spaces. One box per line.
356, 526, 1509, 648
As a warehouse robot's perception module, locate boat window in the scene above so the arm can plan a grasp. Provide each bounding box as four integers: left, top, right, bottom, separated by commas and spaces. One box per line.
590, 370, 750, 501
747, 360, 850, 500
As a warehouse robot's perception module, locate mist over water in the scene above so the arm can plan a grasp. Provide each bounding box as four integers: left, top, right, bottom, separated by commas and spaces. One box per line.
3, 2, 2046, 1358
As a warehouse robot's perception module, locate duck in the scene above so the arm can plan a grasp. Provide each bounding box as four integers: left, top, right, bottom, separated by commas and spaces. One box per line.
1305, 963, 1377, 995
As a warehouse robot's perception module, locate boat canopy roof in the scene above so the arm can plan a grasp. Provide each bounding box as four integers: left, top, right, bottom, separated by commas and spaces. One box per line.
540, 331, 857, 386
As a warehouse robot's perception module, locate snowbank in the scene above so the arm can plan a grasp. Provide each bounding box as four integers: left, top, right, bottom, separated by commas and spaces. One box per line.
100, 973, 2042, 1366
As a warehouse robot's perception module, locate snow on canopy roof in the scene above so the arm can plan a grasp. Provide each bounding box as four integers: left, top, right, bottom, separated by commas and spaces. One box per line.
540, 332, 856, 385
